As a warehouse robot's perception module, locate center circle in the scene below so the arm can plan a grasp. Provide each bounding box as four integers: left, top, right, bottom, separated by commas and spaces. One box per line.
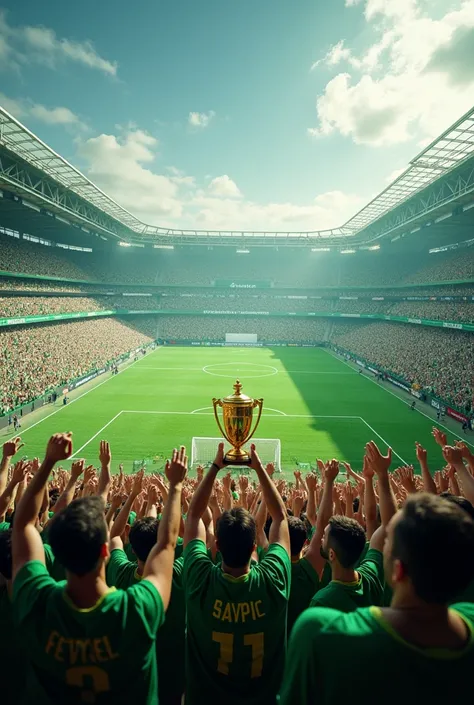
202, 362, 278, 379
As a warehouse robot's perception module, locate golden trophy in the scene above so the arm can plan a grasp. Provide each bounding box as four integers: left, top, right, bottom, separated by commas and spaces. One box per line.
212, 380, 263, 464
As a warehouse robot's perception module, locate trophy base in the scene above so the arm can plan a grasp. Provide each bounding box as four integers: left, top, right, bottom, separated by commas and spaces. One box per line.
224, 448, 251, 465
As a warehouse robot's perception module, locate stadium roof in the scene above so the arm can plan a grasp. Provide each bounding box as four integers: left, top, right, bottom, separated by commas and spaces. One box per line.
1, 104, 474, 243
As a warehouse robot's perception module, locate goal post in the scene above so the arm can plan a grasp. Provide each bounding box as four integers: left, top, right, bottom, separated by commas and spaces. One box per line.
191, 437, 282, 473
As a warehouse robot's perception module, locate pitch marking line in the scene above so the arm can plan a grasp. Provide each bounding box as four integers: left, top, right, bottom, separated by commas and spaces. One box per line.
324, 348, 474, 448
358, 417, 407, 465
70, 412, 124, 459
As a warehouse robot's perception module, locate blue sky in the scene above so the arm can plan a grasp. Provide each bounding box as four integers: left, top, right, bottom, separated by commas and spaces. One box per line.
1, 0, 473, 230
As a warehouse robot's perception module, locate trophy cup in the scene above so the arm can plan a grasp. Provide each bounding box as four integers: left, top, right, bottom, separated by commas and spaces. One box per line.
212, 380, 263, 464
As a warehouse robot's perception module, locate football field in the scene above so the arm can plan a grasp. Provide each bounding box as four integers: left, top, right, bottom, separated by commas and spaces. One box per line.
6, 346, 469, 477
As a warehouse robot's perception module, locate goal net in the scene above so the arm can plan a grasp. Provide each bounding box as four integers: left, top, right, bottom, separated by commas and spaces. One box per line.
191, 437, 282, 473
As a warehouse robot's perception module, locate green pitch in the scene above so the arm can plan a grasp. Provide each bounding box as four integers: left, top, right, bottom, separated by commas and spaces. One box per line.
8, 346, 468, 477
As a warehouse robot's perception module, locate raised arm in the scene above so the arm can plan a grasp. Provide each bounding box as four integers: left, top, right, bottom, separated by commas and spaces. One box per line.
0, 460, 30, 520
250, 444, 289, 554
415, 442, 436, 494
97, 440, 112, 504
110, 470, 144, 545
0, 437, 24, 498
443, 446, 474, 506
184, 444, 225, 546
365, 441, 396, 551
362, 456, 378, 539
143, 447, 187, 609
12, 434, 72, 578
304, 459, 338, 576
305, 474, 317, 527
51, 460, 84, 516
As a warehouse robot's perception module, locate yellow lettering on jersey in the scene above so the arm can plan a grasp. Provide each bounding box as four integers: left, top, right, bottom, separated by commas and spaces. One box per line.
213, 599, 223, 619
213, 601, 265, 623
55, 636, 66, 662
46, 630, 60, 655
241, 603, 250, 622
222, 603, 232, 622
45, 633, 120, 665
103, 637, 119, 660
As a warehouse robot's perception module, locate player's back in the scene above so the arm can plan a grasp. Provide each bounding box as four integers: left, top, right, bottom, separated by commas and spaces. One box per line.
13, 561, 164, 705
183, 539, 291, 705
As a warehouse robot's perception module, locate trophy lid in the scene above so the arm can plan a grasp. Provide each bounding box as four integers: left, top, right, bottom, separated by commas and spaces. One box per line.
223, 380, 253, 404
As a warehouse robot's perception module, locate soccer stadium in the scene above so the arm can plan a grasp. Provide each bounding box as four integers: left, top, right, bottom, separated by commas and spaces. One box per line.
1, 3, 474, 704
0, 105, 473, 475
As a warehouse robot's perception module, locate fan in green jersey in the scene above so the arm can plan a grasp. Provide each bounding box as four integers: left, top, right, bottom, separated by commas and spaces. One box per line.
11, 435, 187, 705
183, 442, 291, 705
279, 489, 474, 705
106, 474, 185, 705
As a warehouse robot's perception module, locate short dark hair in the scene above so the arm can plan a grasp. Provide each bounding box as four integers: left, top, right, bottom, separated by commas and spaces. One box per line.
392, 494, 474, 603
439, 493, 474, 521
0, 529, 12, 580
49, 497, 107, 576
288, 516, 307, 556
216, 508, 256, 568
327, 516, 366, 569
129, 518, 159, 562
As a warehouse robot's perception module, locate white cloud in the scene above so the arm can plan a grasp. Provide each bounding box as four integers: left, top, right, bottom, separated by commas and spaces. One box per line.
188, 110, 215, 128
0, 92, 86, 130
311, 40, 352, 70
208, 175, 242, 198
79, 129, 184, 223
0, 10, 117, 76
309, 0, 474, 146
29, 104, 84, 127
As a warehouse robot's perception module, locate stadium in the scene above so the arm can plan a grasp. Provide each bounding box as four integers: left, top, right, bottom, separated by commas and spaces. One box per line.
0, 105, 473, 473
2, 7, 474, 700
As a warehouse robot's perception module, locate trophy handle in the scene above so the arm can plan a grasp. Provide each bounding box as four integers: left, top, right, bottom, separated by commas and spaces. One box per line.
212, 398, 232, 444
245, 398, 264, 445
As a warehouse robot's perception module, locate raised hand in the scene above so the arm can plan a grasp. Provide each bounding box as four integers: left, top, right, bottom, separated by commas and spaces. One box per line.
266, 462, 275, 477
132, 469, 145, 497
293, 470, 302, 482
365, 441, 392, 476
442, 445, 464, 467
12, 459, 30, 484
432, 427, 447, 448
293, 491, 305, 516
196, 465, 204, 482
70, 459, 85, 481
395, 465, 416, 493
147, 484, 159, 506
222, 472, 232, 492
213, 442, 226, 470
415, 442, 428, 464
306, 473, 317, 491
2, 437, 24, 459
362, 455, 375, 480
249, 444, 264, 473
165, 446, 188, 485
99, 440, 111, 467
45, 433, 73, 464
455, 441, 474, 462
324, 459, 339, 483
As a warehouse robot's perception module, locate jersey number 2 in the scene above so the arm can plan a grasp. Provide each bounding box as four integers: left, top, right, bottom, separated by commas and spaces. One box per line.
212, 631, 264, 678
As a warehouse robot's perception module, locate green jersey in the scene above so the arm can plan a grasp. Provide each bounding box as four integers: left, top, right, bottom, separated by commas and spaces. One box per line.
310, 549, 384, 612
279, 603, 474, 705
0, 583, 27, 704
183, 540, 291, 705
288, 558, 319, 637
0, 521, 10, 532
43, 544, 66, 583
13, 560, 164, 705
106, 548, 185, 705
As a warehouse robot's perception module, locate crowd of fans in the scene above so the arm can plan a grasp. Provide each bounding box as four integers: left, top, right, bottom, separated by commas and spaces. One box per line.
331, 321, 473, 409
158, 316, 329, 343
0, 317, 157, 414
0, 428, 473, 704
2, 233, 473, 290
1, 292, 473, 323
